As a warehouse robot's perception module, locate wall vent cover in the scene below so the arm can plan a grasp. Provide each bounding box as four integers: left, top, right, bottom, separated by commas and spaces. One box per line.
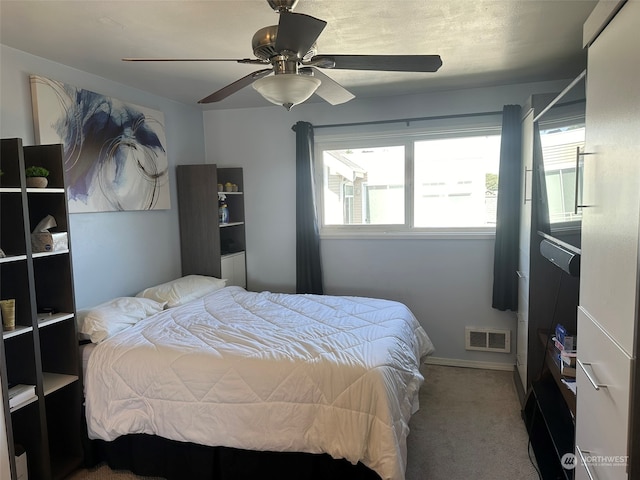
465, 327, 511, 353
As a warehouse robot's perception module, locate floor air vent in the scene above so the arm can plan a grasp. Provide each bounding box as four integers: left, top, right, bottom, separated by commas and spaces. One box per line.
465, 327, 511, 353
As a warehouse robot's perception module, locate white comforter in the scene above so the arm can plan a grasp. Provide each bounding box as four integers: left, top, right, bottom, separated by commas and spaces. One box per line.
84, 286, 434, 480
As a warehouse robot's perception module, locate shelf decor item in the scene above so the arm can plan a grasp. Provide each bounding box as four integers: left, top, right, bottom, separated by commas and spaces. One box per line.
219, 202, 229, 224
31, 215, 68, 253
25, 165, 49, 188
0, 298, 16, 330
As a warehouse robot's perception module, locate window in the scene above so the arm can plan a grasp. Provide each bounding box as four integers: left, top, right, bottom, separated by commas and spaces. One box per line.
316, 121, 502, 234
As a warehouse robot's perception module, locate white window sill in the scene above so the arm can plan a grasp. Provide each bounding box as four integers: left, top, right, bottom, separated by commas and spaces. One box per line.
319, 228, 496, 240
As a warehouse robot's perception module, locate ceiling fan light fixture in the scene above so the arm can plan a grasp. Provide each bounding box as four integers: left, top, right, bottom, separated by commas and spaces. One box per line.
253, 74, 321, 110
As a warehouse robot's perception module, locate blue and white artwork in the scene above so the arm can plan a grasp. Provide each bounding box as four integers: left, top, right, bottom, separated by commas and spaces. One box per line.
30, 75, 170, 213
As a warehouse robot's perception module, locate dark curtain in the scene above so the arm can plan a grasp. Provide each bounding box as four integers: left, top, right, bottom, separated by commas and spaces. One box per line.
294, 121, 324, 294
492, 105, 522, 311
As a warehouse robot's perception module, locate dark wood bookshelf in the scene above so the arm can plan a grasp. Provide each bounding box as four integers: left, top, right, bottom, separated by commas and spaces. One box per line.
1, 138, 82, 480
522, 330, 576, 480
176, 165, 246, 287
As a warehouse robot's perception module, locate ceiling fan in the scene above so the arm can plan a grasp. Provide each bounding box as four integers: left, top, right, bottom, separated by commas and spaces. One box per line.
123, 0, 443, 110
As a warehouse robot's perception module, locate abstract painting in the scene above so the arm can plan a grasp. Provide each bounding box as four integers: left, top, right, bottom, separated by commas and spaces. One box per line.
30, 75, 170, 213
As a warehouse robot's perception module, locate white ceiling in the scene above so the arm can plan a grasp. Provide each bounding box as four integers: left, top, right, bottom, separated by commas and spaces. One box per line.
0, 0, 597, 110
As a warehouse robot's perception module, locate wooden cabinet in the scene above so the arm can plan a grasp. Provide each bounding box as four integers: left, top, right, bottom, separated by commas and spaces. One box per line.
0, 138, 82, 480
177, 165, 246, 288
575, 1, 640, 478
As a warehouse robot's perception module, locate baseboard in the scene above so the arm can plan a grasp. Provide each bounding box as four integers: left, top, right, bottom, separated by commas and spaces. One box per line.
425, 356, 514, 372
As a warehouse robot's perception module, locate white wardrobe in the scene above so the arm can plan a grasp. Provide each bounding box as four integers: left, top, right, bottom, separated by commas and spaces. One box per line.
575, 1, 640, 479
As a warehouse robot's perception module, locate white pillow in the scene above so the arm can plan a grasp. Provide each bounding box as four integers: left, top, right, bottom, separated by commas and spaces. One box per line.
77, 297, 166, 343
135, 275, 227, 308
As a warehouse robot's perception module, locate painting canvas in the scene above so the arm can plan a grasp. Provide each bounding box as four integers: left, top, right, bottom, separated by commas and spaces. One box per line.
30, 75, 170, 213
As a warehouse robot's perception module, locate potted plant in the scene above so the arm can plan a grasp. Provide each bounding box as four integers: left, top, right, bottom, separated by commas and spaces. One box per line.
25, 166, 50, 188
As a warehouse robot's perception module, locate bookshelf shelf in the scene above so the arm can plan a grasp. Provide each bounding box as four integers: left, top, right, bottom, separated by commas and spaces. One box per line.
8, 395, 38, 414
37, 312, 74, 329
43, 372, 78, 396
0, 255, 28, 264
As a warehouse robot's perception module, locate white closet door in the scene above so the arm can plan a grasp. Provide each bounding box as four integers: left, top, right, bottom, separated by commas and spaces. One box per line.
579, 0, 640, 356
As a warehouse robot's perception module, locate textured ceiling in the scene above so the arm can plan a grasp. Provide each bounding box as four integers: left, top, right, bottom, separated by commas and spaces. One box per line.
0, 0, 597, 110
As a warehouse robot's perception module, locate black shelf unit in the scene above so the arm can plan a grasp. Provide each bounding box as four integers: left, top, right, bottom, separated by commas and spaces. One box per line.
523, 332, 576, 480
524, 379, 575, 480
1, 138, 82, 480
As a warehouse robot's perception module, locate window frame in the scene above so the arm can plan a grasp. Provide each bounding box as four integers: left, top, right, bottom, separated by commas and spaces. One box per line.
314, 119, 503, 239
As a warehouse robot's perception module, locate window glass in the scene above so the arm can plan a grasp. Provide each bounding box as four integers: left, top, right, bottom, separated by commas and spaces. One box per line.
321, 145, 405, 225
413, 135, 501, 227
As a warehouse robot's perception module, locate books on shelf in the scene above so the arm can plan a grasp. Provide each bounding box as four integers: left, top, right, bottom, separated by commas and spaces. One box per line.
561, 378, 577, 395
550, 338, 577, 378
8, 384, 37, 409
554, 324, 576, 351
552, 335, 577, 355
560, 350, 577, 367
560, 361, 576, 378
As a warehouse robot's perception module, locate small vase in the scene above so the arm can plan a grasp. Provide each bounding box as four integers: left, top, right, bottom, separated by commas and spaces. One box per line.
219, 204, 229, 224
26, 177, 48, 188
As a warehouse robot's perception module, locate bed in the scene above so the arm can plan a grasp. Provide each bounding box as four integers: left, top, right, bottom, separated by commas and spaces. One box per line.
80, 277, 434, 480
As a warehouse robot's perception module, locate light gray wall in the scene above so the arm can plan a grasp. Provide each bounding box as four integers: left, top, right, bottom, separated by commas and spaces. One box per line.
0, 45, 206, 308
203, 79, 569, 366
1, 42, 571, 366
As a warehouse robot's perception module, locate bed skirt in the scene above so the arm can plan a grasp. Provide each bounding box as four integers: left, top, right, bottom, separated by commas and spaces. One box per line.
84, 434, 382, 480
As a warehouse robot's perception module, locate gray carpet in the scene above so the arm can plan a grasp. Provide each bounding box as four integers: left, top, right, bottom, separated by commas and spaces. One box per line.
405, 364, 539, 480
67, 365, 539, 479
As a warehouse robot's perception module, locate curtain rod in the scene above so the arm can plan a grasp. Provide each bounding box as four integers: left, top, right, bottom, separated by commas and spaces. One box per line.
292, 109, 504, 131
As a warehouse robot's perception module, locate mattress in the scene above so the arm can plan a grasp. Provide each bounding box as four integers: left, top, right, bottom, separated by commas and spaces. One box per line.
84, 286, 434, 480
80, 341, 96, 380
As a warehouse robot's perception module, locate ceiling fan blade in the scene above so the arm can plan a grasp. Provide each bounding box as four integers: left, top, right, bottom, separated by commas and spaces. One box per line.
198, 68, 273, 104
309, 68, 355, 105
275, 11, 327, 59
123, 58, 267, 65
312, 54, 443, 72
